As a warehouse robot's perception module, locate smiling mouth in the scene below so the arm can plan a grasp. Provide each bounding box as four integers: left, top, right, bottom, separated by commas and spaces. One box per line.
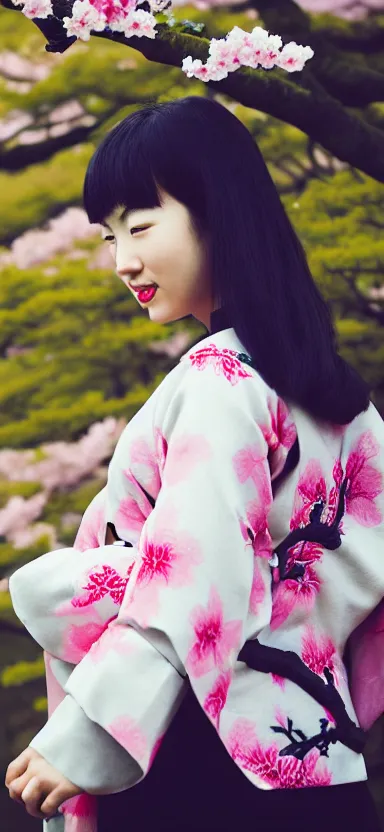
136, 285, 158, 303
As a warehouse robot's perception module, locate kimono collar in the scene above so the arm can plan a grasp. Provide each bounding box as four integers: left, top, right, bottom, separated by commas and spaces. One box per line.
209, 306, 232, 334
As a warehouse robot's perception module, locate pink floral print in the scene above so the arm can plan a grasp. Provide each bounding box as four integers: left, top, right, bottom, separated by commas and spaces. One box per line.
271, 546, 323, 630
126, 515, 203, 624
344, 431, 383, 526
249, 561, 267, 615
163, 434, 211, 486
62, 615, 116, 664
61, 794, 95, 832
74, 494, 106, 551
71, 563, 133, 609
87, 621, 135, 664
234, 443, 268, 489
203, 670, 232, 727
227, 717, 332, 788
186, 587, 242, 678
186, 344, 253, 385
301, 626, 344, 688
291, 460, 328, 530
107, 716, 147, 763
10, 324, 384, 830
262, 397, 297, 477
129, 436, 162, 498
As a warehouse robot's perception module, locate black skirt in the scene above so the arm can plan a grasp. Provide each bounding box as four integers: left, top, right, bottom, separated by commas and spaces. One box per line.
98, 687, 381, 832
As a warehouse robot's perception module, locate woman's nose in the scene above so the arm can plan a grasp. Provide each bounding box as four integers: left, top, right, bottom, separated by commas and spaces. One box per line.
116, 257, 143, 284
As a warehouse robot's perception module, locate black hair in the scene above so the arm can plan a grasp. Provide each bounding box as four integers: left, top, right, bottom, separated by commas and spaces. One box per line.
83, 95, 370, 425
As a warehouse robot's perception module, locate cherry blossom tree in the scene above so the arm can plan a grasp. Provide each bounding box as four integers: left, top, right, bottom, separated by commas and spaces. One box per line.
1, 0, 384, 180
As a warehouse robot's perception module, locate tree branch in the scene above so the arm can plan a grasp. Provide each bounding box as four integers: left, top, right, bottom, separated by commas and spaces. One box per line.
2, 0, 384, 181
0, 122, 97, 171
253, 0, 384, 106
329, 268, 384, 326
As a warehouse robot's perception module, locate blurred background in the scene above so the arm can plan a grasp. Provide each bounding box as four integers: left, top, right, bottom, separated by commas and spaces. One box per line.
0, 0, 383, 828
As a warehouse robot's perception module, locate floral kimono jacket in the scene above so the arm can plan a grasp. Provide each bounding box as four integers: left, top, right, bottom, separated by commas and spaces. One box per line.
9, 307, 384, 832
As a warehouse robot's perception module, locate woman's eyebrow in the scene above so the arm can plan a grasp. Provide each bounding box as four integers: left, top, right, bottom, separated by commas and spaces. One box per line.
102, 207, 131, 230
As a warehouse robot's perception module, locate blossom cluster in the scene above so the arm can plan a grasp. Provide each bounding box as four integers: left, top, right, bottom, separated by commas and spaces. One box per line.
183, 26, 314, 80
11, 0, 163, 40
11, 0, 314, 77
0, 417, 125, 548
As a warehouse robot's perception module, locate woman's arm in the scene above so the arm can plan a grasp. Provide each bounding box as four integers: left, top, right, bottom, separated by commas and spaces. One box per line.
29, 359, 274, 787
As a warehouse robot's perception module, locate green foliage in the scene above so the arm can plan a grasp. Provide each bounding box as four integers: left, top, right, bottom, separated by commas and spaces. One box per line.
0, 146, 92, 245
32, 695, 48, 712
1, 655, 45, 687
0, 592, 13, 613
0, 480, 42, 509
0, 534, 54, 570
0, 252, 196, 447
41, 476, 107, 529
282, 169, 384, 407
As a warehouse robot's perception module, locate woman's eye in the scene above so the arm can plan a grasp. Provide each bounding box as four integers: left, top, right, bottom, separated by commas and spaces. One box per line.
130, 226, 149, 235
104, 236, 115, 243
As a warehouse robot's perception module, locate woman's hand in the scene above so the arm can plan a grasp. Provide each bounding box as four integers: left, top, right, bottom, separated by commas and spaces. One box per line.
5, 747, 83, 819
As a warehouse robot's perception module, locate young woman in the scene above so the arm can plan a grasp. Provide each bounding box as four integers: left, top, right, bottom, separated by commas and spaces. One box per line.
6, 96, 384, 832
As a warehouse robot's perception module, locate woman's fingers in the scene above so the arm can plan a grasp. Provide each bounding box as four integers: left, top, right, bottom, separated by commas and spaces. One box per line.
5, 749, 30, 787
40, 786, 68, 817
7, 771, 31, 805
21, 776, 49, 819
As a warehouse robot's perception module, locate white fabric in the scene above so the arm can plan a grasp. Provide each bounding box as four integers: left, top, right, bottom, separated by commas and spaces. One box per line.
9, 326, 384, 818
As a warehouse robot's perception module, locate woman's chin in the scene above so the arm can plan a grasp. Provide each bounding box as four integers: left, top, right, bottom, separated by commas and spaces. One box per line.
148, 305, 186, 326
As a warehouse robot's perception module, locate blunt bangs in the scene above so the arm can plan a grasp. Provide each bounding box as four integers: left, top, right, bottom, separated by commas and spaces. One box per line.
83, 108, 162, 226
83, 100, 209, 229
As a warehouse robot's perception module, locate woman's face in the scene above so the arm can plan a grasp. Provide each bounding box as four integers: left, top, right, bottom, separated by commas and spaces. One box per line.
101, 189, 214, 328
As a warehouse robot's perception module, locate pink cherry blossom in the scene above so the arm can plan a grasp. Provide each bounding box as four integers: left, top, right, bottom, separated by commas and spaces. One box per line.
249, 560, 266, 615
324, 458, 344, 525
115, 492, 150, 537
75, 496, 106, 551
301, 626, 343, 687
345, 431, 383, 526
107, 716, 147, 762
245, 498, 273, 558
185, 344, 253, 385
271, 563, 321, 630
227, 717, 332, 788
87, 620, 135, 663
274, 707, 289, 729
122, 8, 157, 38
277, 43, 315, 72
163, 434, 211, 486
137, 526, 202, 589
62, 616, 115, 663
154, 428, 168, 477
262, 397, 297, 477
272, 674, 286, 690
14, 0, 52, 18
127, 521, 202, 623
233, 444, 268, 488
204, 670, 232, 726
182, 25, 314, 82
186, 587, 242, 677
129, 436, 162, 496
267, 397, 297, 451
290, 460, 328, 530
61, 792, 97, 832
71, 562, 134, 608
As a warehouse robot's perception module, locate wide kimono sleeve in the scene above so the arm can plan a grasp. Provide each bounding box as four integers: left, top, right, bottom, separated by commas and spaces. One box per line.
8, 486, 138, 663
9, 485, 148, 795
49, 359, 274, 785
